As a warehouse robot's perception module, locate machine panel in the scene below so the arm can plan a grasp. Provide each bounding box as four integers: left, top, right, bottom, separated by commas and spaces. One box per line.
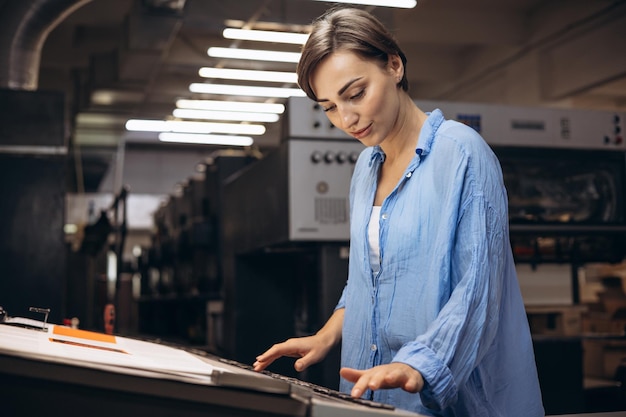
413, 99, 625, 150
288, 139, 363, 241
0, 319, 422, 417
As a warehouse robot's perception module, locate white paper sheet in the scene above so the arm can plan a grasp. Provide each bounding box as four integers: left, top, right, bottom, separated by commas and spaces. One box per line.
0, 322, 225, 382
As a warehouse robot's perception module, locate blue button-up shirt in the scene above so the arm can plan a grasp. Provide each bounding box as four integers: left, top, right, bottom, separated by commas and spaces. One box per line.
336, 109, 544, 416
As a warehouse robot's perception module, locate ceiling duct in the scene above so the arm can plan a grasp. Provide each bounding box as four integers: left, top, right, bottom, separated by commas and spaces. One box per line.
85, 0, 187, 105
141, 0, 186, 15
0, 0, 93, 90
119, 0, 187, 82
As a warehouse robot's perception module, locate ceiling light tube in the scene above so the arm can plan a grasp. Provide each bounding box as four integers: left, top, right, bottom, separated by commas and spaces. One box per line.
176, 99, 285, 114
199, 67, 298, 84
159, 132, 254, 147
223, 28, 309, 45
314, 0, 417, 7
189, 83, 305, 98
208, 47, 301, 63
172, 108, 280, 123
126, 119, 266, 135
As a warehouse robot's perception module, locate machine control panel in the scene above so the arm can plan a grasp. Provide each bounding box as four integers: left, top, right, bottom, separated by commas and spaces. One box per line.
310, 149, 360, 165
413, 99, 626, 150
289, 139, 364, 241
284, 97, 625, 150
281, 97, 626, 244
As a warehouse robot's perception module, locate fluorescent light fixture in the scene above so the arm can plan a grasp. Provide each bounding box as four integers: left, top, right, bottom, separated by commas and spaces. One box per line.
176, 99, 285, 114
126, 119, 266, 135
314, 0, 416, 7
223, 28, 309, 45
208, 47, 301, 63
189, 83, 306, 98
172, 108, 280, 123
199, 67, 297, 84
159, 132, 254, 147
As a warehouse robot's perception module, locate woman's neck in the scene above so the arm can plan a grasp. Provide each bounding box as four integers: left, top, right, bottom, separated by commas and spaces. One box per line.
380, 95, 426, 164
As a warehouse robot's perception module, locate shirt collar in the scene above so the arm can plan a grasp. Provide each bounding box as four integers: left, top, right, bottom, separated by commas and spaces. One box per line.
416, 108, 445, 157
369, 146, 385, 166
368, 108, 445, 166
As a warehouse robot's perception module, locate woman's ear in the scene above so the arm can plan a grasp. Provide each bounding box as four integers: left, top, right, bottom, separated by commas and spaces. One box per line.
388, 54, 404, 82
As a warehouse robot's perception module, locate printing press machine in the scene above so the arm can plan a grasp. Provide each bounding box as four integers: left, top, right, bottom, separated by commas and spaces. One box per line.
4, 317, 626, 417
0, 312, 422, 417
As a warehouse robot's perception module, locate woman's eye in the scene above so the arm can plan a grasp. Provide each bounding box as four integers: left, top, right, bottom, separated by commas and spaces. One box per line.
350, 90, 365, 100
323, 105, 336, 112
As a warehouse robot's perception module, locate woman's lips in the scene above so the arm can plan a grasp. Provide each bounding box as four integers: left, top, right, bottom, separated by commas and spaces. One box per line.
351, 123, 372, 139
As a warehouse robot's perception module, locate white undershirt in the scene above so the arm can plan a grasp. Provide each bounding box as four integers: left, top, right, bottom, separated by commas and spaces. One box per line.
368, 206, 381, 275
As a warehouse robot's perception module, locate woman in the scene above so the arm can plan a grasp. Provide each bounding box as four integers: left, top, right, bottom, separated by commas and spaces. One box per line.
253, 7, 544, 417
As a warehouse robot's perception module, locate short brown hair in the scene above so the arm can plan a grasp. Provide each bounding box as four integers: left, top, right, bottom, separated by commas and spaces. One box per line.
297, 7, 409, 101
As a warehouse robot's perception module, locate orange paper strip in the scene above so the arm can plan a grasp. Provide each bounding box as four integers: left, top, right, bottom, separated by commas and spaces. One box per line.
53, 326, 116, 344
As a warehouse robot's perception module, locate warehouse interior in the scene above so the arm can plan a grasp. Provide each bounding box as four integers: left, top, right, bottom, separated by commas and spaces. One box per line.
1, 0, 626, 415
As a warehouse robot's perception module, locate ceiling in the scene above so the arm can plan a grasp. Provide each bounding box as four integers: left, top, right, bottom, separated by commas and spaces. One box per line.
4, 0, 626, 192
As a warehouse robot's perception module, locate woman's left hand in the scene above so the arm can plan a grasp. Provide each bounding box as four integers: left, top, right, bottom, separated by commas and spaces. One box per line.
340, 363, 424, 398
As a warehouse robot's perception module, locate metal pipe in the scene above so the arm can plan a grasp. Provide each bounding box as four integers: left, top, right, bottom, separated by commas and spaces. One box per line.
0, 0, 93, 90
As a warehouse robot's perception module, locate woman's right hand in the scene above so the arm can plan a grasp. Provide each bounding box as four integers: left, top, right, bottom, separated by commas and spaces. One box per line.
253, 333, 331, 372
253, 308, 344, 372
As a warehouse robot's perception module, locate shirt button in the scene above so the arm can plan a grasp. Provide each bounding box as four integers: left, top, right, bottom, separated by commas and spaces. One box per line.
406, 172, 412, 178
371, 344, 377, 352
381, 213, 388, 220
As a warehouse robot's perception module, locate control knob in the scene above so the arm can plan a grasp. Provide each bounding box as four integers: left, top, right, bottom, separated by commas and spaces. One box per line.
311, 151, 323, 163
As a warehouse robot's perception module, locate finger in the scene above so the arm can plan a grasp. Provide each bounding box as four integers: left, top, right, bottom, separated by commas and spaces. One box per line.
255, 352, 272, 363
383, 366, 423, 393
340, 367, 364, 382
257, 340, 303, 361
294, 351, 317, 371
352, 375, 373, 398
255, 353, 307, 373
367, 372, 389, 391
381, 368, 405, 389
294, 347, 325, 371
401, 371, 424, 393
340, 368, 370, 398
252, 357, 273, 371
402, 378, 421, 393
253, 345, 286, 371
294, 356, 310, 371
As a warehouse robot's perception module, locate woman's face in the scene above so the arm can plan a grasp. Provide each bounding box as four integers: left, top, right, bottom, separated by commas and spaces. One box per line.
310, 50, 404, 147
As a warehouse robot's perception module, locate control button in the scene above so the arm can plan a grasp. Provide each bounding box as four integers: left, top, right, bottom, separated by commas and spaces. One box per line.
604, 135, 611, 145
336, 151, 347, 163
349, 152, 359, 163
316, 181, 329, 194
616, 136, 623, 145
311, 151, 323, 163
313, 121, 321, 129
324, 151, 336, 163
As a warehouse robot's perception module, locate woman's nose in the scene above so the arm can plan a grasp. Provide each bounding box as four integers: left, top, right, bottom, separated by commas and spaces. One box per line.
338, 106, 358, 130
